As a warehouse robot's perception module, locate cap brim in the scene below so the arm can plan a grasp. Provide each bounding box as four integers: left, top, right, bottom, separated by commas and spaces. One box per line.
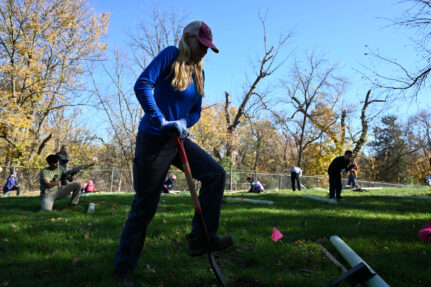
197, 36, 219, 53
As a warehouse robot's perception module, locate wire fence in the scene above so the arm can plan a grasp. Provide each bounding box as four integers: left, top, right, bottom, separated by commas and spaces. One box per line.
0, 165, 424, 195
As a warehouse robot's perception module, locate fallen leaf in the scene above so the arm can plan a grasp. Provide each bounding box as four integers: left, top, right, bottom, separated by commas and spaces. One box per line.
50, 218, 56, 222
11, 224, 16, 229
163, 218, 167, 224
84, 232, 90, 239
146, 264, 155, 273
112, 203, 117, 207
72, 258, 80, 265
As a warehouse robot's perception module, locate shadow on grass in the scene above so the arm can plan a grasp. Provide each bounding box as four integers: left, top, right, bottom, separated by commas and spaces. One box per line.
1, 192, 431, 286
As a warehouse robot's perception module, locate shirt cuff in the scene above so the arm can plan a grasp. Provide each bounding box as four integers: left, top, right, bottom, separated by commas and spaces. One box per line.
179, 118, 187, 128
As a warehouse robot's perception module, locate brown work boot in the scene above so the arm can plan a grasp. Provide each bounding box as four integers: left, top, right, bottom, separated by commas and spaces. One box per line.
210, 235, 234, 251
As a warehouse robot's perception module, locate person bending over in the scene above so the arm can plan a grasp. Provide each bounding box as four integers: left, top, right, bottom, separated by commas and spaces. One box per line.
247, 177, 264, 193
290, 166, 302, 191
113, 21, 233, 284
328, 150, 354, 200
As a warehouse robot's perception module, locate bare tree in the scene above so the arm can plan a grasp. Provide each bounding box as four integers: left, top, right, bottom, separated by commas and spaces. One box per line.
87, 9, 186, 181
274, 53, 347, 167
87, 51, 140, 181
348, 90, 385, 157
224, 15, 291, 160
127, 7, 185, 70
364, 0, 431, 97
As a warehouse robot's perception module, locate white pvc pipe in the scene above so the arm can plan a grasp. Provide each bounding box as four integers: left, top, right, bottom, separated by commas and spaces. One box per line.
386, 195, 431, 200
330, 236, 390, 287
224, 197, 273, 205
303, 194, 337, 205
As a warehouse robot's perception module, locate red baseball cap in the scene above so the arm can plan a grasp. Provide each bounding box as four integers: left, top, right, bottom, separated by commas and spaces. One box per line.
183, 21, 219, 53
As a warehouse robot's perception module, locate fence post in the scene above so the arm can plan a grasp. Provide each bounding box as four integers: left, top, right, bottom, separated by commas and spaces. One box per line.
278, 175, 282, 190
117, 168, 123, 192
110, 167, 115, 193
230, 165, 233, 191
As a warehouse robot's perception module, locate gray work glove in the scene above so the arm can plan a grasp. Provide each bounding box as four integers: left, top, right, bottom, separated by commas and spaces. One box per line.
160, 118, 188, 138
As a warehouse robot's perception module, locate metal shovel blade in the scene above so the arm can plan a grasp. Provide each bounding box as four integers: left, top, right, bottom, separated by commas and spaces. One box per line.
208, 252, 227, 286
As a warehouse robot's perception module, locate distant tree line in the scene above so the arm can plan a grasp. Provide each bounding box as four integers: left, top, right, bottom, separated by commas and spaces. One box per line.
1, 0, 430, 186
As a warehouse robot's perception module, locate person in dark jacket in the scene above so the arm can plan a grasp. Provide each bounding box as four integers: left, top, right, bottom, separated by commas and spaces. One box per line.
55, 145, 70, 186
328, 150, 354, 199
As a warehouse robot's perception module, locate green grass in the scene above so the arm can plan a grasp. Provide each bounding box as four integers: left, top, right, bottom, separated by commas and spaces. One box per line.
1, 187, 431, 287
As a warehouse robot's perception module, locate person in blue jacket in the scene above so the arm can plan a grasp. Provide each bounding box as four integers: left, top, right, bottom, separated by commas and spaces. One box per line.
3, 171, 20, 196
114, 21, 233, 283
161, 174, 176, 193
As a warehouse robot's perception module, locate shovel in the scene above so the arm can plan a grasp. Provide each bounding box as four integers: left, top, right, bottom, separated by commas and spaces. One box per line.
173, 132, 227, 287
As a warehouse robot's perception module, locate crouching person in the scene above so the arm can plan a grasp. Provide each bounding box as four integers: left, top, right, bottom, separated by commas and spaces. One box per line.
40, 154, 81, 211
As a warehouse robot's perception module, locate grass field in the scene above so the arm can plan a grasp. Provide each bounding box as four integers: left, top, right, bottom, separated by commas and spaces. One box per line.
1, 187, 431, 287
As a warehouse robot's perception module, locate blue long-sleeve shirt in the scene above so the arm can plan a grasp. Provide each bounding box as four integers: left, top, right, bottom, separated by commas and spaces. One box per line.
135, 46, 203, 137
3, 176, 18, 192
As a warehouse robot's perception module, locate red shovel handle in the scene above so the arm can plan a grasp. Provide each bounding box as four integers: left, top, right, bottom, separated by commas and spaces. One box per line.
173, 132, 202, 213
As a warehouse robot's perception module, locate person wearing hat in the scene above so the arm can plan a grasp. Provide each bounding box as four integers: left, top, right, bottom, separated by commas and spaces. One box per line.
114, 21, 233, 283
246, 177, 264, 193
3, 171, 20, 196
161, 174, 176, 193
81, 180, 97, 193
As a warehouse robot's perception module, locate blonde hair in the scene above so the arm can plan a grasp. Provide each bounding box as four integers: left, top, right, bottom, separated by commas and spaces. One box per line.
168, 36, 204, 96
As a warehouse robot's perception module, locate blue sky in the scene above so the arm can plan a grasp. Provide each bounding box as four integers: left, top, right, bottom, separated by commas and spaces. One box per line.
88, 0, 429, 131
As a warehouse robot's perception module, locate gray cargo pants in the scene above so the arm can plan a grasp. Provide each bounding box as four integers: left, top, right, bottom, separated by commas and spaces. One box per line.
41, 182, 81, 211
